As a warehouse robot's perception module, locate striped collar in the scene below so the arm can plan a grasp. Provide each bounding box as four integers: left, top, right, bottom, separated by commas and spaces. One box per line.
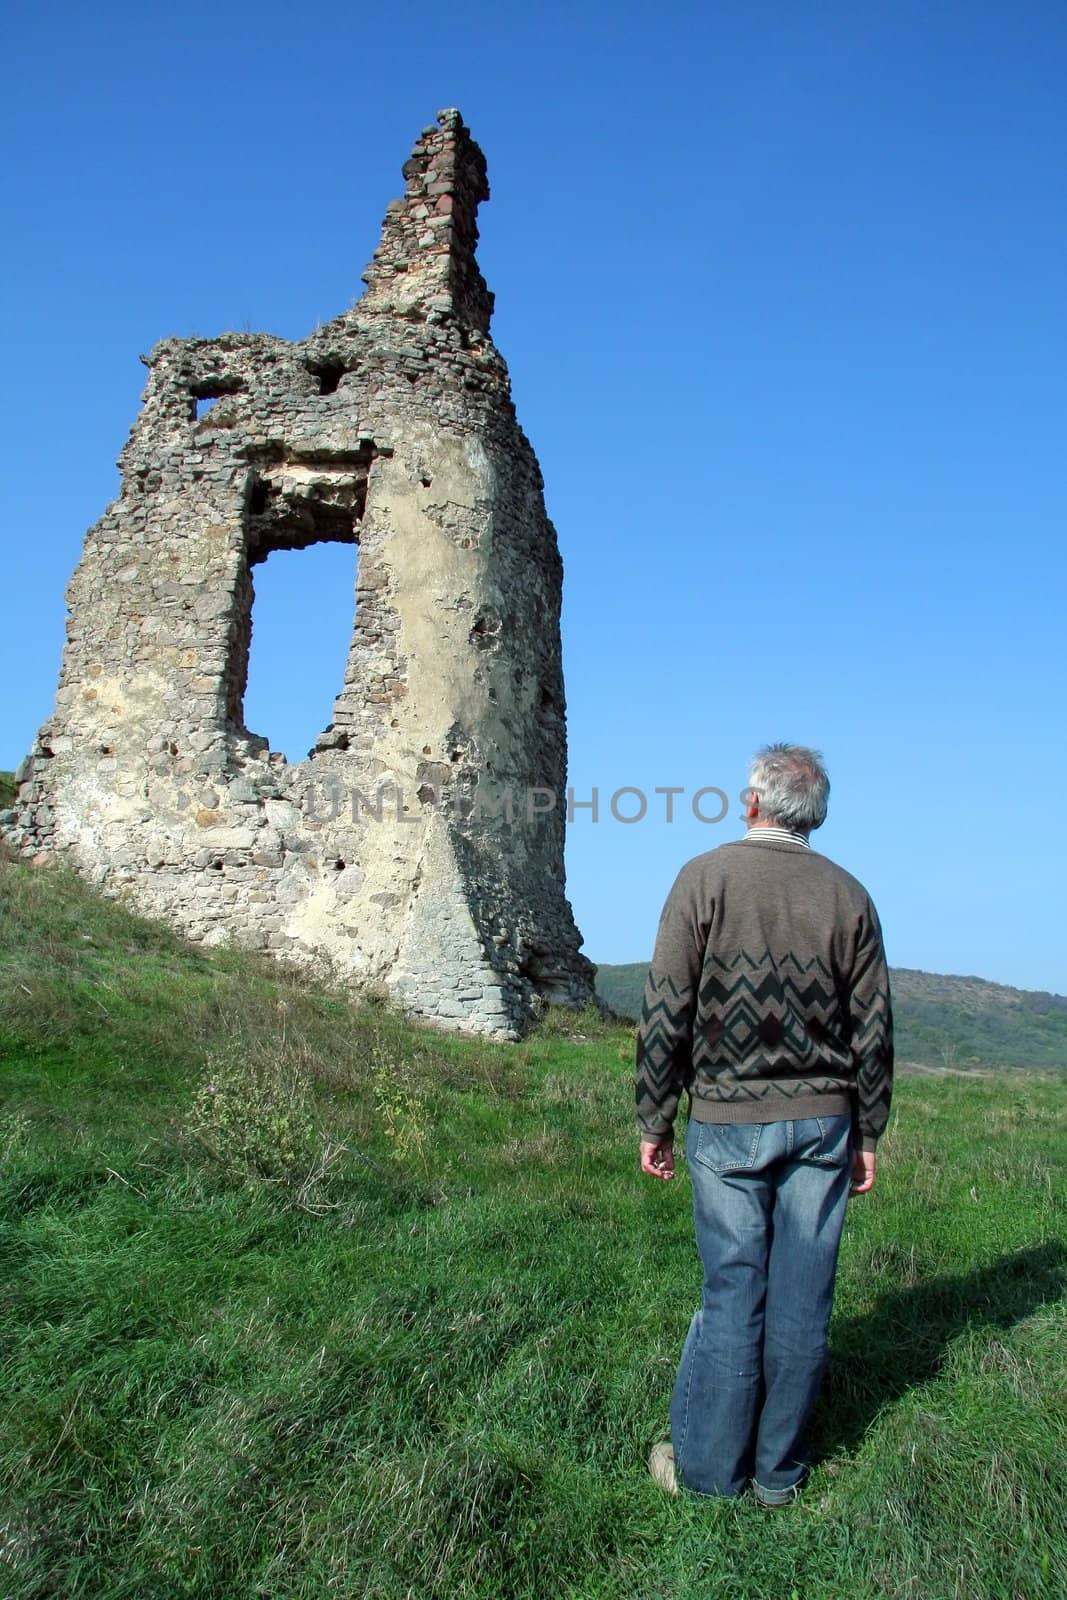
743, 825, 812, 850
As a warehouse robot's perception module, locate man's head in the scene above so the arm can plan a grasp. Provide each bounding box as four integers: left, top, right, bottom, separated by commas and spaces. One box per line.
746, 743, 830, 835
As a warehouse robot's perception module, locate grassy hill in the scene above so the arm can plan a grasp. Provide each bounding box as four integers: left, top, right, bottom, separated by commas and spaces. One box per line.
0, 769, 16, 809
595, 961, 1067, 1071
1, 850, 1065, 1597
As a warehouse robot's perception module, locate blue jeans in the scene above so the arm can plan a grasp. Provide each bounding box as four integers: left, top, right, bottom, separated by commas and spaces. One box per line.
670, 1113, 853, 1499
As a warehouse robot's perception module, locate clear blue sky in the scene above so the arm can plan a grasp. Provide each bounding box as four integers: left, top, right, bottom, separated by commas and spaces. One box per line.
2, 0, 1065, 993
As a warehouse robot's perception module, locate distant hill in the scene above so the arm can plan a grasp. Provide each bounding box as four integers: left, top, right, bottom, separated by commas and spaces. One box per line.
593, 964, 651, 1022
594, 962, 1067, 1071
0, 771, 15, 809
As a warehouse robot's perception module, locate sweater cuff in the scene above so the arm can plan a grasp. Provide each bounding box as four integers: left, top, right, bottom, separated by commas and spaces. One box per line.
859, 1134, 879, 1154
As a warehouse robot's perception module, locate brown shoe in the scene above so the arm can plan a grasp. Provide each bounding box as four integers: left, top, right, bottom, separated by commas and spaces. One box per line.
649, 1440, 680, 1496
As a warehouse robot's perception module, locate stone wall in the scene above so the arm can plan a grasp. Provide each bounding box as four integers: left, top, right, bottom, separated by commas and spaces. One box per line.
3, 109, 596, 1037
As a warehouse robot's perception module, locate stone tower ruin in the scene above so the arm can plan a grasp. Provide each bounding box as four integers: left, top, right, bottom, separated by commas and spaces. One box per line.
6, 109, 596, 1036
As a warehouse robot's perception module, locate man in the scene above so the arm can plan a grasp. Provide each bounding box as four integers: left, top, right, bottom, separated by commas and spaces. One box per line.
635, 743, 893, 1505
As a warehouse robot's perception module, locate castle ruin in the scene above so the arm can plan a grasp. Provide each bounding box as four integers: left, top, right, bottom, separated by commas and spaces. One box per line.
5, 109, 596, 1036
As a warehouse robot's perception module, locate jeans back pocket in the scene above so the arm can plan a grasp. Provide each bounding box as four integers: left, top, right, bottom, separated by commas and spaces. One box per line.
801, 1114, 852, 1167
690, 1120, 764, 1174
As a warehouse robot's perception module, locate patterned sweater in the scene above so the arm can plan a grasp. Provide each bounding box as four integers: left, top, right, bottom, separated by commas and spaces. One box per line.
635, 831, 894, 1152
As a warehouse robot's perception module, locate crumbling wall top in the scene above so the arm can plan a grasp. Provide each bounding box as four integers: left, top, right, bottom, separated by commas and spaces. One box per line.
358, 107, 495, 336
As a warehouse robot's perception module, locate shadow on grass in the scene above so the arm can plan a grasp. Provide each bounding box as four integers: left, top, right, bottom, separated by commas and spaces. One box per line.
813, 1241, 1066, 1460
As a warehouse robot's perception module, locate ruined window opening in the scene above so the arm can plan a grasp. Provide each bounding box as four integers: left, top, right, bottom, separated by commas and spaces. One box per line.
189, 378, 244, 422
227, 466, 367, 763
234, 543, 359, 762
310, 362, 345, 395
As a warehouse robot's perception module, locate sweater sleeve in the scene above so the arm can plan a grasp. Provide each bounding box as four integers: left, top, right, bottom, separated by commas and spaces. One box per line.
634, 864, 709, 1141
848, 901, 894, 1152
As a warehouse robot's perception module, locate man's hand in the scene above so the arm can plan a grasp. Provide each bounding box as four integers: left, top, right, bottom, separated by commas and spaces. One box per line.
849, 1147, 876, 1196
640, 1137, 675, 1180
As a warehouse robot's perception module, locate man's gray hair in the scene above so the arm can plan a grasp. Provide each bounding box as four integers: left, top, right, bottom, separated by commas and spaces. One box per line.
748, 743, 830, 833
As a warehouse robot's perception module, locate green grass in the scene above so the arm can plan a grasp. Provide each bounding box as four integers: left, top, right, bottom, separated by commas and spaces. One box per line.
1, 858, 1065, 1599
0, 770, 16, 809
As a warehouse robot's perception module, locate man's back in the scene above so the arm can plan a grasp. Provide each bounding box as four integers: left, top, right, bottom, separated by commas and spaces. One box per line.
638, 745, 893, 1504
635, 833, 893, 1152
